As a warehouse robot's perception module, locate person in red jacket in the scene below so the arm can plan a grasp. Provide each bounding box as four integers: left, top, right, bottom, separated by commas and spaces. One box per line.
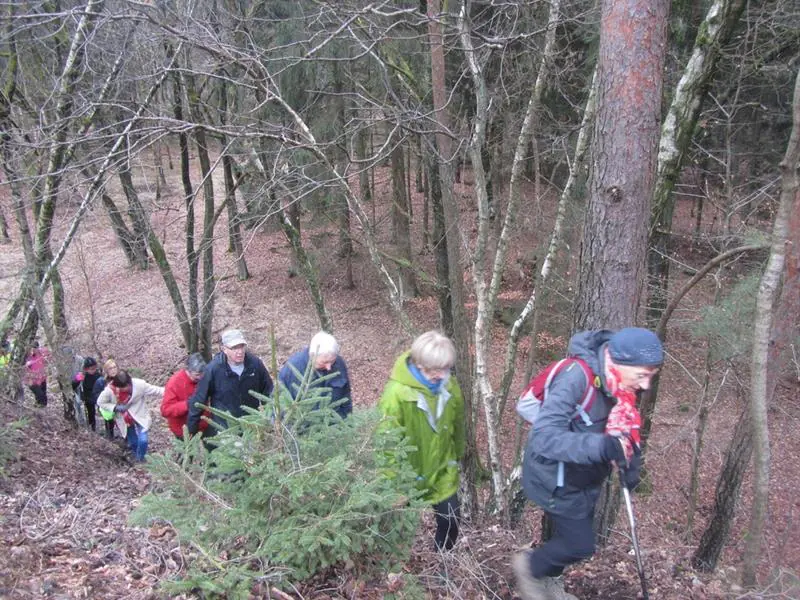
161, 353, 207, 439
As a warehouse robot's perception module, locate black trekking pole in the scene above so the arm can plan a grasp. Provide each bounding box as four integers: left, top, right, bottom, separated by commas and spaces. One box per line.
618, 468, 649, 600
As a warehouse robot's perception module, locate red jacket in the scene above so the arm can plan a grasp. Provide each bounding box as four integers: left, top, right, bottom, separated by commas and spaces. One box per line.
161, 369, 207, 437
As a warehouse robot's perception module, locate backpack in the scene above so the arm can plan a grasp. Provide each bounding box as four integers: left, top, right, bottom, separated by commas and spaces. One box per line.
516, 358, 600, 426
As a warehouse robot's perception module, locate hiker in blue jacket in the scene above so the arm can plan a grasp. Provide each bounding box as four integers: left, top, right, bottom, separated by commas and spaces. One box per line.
187, 329, 273, 441
514, 328, 663, 600
278, 331, 352, 419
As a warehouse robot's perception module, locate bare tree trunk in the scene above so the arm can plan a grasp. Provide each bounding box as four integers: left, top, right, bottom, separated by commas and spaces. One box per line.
98, 189, 143, 268
692, 402, 752, 571
505, 70, 600, 525
426, 146, 453, 335
391, 143, 417, 298
223, 153, 250, 281
428, 0, 478, 516
125, 179, 194, 351
458, 0, 507, 517
687, 279, 725, 540
31, 0, 104, 339
184, 70, 217, 359
218, 73, 250, 282
741, 67, 800, 588
575, 0, 670, 331
0, 204, 10, 242
167, 44, 199, 352
641, 0, 747, 446
523, 67, 598, 386
576, 0, 670, 545
119, 161, 151, 270
280, 202, 334, 334
4, 164, 74, 418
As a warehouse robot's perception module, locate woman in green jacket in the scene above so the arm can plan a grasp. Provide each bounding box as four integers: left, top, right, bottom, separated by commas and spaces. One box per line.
378, 331, 465, 551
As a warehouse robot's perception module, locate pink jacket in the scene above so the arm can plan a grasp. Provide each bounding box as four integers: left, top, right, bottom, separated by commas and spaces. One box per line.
24, 348, 49, 386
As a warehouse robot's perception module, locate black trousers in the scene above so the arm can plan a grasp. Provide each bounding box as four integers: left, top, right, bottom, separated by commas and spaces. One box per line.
29, 382, 48, 407
83, 399, 97, 430
528, 512, 596, 578
432, 494, 460, 551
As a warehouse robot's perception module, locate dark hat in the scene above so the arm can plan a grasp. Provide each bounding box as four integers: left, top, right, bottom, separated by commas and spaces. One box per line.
608, 328, 664, 367
83, 356, 98, 369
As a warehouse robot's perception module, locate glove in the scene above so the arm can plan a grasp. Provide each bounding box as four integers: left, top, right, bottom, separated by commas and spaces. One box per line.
113, 403, 128, 414
621, 450, 643, 490
600, 435, 627, 465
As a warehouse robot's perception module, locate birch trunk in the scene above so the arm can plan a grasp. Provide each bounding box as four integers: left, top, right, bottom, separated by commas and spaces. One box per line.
741, 67, 800, 588
641, 0, 747, 443
457, 0, 505, 515
458, 0, 564, 516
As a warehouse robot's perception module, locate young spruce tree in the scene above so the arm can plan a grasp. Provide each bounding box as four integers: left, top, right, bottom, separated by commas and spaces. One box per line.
131, 362, 424, 598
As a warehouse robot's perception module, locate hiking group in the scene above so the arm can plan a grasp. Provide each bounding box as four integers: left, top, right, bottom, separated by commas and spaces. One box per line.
1, 325, 663, 599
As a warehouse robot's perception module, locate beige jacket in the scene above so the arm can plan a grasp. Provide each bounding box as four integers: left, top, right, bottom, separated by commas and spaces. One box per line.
97, 377, 164, 434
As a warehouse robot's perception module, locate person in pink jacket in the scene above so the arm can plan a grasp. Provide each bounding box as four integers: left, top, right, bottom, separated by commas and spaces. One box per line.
161, 353, 207, 439
23, 341, 49, 407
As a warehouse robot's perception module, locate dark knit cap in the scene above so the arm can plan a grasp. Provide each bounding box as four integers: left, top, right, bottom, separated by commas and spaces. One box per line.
83, 356, 97, 369
608, 328, 664, 367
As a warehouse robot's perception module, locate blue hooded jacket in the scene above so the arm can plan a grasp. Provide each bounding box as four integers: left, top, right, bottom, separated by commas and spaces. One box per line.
522, 330, 617, 518
278, 347, 352, 419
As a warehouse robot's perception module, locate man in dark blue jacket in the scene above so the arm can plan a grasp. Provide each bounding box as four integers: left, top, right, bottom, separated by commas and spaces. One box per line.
514, 328, 663, 600
278, 331, 352, 419
187, 329, 273, 439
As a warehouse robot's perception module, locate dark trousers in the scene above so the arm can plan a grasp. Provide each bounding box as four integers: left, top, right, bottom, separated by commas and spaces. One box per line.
104, 418, 115, 440
432, 494, 460, 551
528, 512, 596, 578
29, 382, 47, 406
83, 400, 96, 430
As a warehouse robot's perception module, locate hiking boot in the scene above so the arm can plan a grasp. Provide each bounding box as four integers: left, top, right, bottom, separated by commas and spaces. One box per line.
543, 576, 578, 600
512, 551, 551, 600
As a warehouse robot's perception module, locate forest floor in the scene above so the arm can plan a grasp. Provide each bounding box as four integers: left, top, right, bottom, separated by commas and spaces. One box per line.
0, 163, 798, 599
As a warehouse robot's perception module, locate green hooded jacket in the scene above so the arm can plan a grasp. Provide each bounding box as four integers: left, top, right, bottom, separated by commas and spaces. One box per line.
378, 351, 465, 504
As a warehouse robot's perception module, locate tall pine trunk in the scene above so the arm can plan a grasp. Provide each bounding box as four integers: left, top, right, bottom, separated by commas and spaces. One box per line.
575, 0, 670, 545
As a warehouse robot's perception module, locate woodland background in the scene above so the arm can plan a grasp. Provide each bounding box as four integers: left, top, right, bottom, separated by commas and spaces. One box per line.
0, 0, 798, 598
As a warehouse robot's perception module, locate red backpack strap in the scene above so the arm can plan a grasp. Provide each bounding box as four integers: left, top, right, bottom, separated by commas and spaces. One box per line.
542, 358, 571, 402
569, 358, 599, 425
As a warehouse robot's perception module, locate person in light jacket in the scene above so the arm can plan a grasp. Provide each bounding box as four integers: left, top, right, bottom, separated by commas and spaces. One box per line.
97, 369, 164, 462
378, 331, 465, 551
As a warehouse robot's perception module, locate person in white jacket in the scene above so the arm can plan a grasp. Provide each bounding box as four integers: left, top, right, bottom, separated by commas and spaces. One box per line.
97, 370, 164, 461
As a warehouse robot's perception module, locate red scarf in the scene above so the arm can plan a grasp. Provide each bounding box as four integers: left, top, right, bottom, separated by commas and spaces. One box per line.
111, 384, 135, 426
605, 364, 642, 446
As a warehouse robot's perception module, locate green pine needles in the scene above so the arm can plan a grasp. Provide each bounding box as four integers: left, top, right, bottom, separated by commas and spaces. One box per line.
131, 367, 424, 598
